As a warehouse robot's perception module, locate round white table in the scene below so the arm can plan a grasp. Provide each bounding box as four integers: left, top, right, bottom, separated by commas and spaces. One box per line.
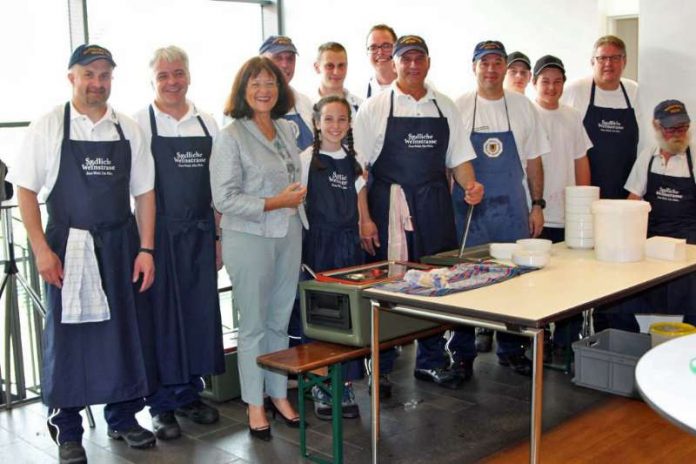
635, 333, 696, 433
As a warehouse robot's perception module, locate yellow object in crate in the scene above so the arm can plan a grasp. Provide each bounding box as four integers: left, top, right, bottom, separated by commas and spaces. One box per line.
649, 322, 696, 347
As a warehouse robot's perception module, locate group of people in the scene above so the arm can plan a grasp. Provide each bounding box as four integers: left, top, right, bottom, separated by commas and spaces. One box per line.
8, 21, 696, 464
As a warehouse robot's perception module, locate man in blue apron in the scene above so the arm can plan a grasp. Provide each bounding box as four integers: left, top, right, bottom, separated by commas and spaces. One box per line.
354, 35, 483, 389
260, 36, 314, 349
11, 44, 158, 464
365, 24, 398, 99
134, 46, 224, 441
260, 36, 314, 151
616, 100, 696, 330
562, 35, 640, 331
453, 40, 549, 376
562, 35, 640, 200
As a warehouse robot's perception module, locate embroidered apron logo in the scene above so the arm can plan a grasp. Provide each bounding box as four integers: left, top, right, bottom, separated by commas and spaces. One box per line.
483, 137, 503, 158
655, 186, 683, 202
598, 119, 625, 134
404, 132, 438, 149
328, 171, 349, 190
174, 151, 206, 168
82, 157, 115, 176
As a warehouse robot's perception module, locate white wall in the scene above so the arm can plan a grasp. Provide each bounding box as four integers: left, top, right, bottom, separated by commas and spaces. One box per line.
638, 0, 696, 150
283, 0, 604, 100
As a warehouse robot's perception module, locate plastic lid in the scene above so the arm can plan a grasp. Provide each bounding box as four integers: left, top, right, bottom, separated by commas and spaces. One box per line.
649, 322, 696, 336
591, 199, 651, 214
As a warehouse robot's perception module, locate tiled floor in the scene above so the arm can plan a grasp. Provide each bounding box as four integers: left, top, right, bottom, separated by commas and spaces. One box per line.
0, 343, 609, 463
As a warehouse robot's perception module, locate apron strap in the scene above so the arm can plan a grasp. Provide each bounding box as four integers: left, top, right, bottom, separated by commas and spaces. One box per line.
63, 102, 71, 140
64, 102, 125, 140
148, 104, 159, 137
367, 81, 373, 98
389, 90, 395, 117
472, 93, 511, 132
195, 109, 211, 138
619, 82, 632, 109
590, 80, 632, 109
150, 104, 211, 138
432, 98, 445, 118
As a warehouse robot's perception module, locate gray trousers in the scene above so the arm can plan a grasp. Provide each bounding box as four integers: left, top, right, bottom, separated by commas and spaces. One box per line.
222, 215, 302, 406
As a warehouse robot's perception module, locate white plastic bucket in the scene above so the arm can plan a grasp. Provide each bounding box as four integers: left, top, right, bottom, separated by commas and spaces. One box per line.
591, 200, 651, 262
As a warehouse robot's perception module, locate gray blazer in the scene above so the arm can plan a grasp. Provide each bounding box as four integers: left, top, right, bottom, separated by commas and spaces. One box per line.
210, 118, 308, 237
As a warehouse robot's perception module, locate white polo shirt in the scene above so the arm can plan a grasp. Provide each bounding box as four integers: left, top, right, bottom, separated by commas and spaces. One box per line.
134, 100, 219, 142
625, 145, 696, 197
561, 76, 641, 122
353, 82, 475, 169
366, 76, 392, 99
8, 102, 154, 200
535, 103, 594, 227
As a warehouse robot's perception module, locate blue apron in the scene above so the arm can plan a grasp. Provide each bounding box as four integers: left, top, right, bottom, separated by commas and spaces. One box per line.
453, 94, 529, 244
583, 81, 639, 199
368, 91, 456, 261
282, 107, 313, 151
642, 148, 696, 317
148, 106, 224, 385
303, 153, 362, 272
42, 103, 157, 408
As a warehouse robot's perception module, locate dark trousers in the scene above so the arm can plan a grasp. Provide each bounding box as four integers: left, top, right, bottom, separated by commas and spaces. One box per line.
146, 376, 204, 416
47, 397, 144, 444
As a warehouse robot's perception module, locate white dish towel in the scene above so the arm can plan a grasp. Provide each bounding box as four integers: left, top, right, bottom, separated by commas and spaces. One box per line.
61, 228, 110, 323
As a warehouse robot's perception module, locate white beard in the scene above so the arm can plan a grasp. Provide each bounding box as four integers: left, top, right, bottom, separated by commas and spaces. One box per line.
655, 128, 691, 154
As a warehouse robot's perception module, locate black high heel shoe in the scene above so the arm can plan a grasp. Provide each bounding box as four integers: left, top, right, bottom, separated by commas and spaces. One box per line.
267, 400, 303, 428
248, 424, 272, 441
247, 408, 272, 441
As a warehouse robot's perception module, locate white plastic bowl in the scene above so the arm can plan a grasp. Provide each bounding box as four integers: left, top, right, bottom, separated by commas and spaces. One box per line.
516, 238, 552, 254
565, 186, 600, 198
565, 236, 594, 249
489, 243, 519, 260
565, 204, 593, 215
512, 250, 550, 268
565, 212, 594, 223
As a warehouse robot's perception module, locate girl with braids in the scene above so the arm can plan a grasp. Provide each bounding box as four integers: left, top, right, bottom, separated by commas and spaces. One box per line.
300, 95, 365, 420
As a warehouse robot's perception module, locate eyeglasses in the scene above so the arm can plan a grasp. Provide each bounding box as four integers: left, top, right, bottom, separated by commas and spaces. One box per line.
594, 54, 625, 64
367, 43, 394, 54
661, 125, 690, 135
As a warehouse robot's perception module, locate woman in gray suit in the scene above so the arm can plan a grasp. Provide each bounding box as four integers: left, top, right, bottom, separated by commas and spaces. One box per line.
210, 56, 308, 440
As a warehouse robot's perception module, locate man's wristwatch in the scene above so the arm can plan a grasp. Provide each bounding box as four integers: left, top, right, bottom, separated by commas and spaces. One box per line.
531, 198, 546, 209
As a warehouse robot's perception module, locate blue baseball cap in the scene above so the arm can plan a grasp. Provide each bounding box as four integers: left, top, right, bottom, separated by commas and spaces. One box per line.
472, 40, 507, 62
68, 44, 116, 69
259, 36, 298, 55
654, 100, 690, 128
393, 35, 429, 57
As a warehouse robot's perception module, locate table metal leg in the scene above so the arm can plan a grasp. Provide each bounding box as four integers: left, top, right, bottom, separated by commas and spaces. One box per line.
530, 328, 544, 464
370, 299, 380, 464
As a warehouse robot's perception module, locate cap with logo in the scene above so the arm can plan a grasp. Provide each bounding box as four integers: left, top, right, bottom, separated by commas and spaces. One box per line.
68, 44, 116, 69
507, 51, 531, 70
654, 100, 691, 128
393, 35, 429, 57
472, 40, 507, 62
259, 36, 298, 55
533, 55, 566, 79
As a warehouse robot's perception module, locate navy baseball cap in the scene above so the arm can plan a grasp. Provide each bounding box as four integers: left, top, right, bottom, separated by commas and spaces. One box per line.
533, 55, 566, 78
472, 40, 507, 62
393, 35, 429, 57
259, 36, 298, 55
654, 100, 690, 128
68, 44, 116, 69
507, 51, 531, 70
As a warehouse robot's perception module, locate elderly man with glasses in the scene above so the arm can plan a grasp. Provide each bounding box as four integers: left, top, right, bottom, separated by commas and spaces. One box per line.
605, 100, 696, 331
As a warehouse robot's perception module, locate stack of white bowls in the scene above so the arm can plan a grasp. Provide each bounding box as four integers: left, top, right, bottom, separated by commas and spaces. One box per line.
565, 186, 599, 249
